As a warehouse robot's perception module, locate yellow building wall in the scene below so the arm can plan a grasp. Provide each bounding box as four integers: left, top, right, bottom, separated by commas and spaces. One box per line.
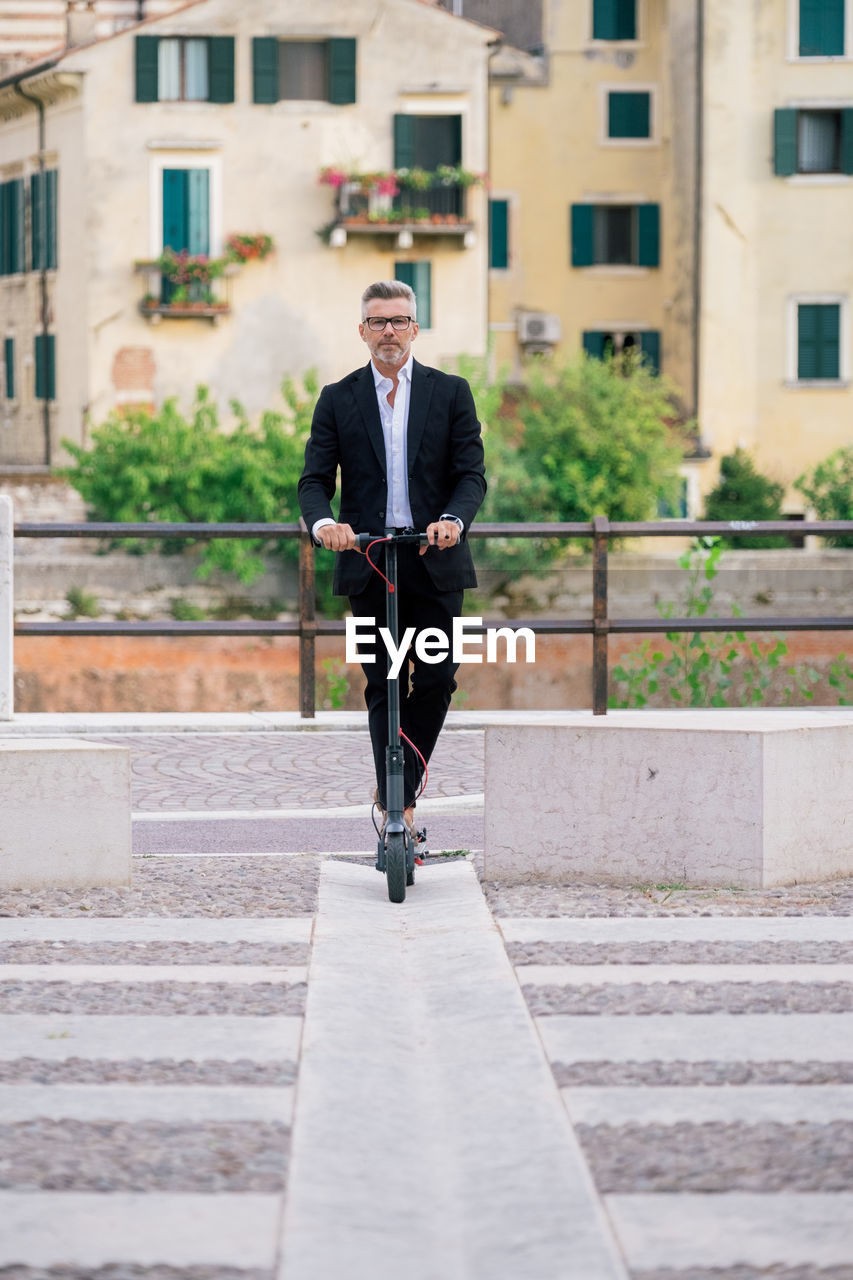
699, 0, 853, 505
488, 0, 698, 415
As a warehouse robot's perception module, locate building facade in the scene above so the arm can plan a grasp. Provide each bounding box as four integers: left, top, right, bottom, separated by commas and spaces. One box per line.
484, 0, 852, 511
0, 0, 493, 467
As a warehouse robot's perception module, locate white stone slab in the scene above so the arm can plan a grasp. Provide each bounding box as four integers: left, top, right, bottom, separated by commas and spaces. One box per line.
0, 1014, 302, 1061
562, 1085, 853, 1126
279, 860, 628, 1280
500, 916, 853, 943
0, 916, 314, 943
537, 1013, 853, 1063
484, 711, 853, 887
0, 1083, 294, 1124
0, 1192, 281, 1268
0, 495, 12, 722
605, 1193, 853, 1269
519, 964, 853, 986
0, 965, 307, 984
135, 793, 483, 822
0, 739, 131, 889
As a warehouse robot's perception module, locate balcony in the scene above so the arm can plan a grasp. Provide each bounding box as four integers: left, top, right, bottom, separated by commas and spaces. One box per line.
320, 167, 480, 250
134, 261, 237, 323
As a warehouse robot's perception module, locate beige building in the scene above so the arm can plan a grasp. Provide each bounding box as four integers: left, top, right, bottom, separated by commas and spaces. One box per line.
0, 0, 493, 467
478, 0, 853, 513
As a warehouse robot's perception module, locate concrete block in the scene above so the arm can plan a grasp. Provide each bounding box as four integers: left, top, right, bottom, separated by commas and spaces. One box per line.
0, 495, 12, 721
0, 739, 131, 889
484, 709, 853, 888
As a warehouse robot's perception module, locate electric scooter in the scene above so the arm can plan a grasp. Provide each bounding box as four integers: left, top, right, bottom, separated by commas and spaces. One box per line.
355, 529, 429, 903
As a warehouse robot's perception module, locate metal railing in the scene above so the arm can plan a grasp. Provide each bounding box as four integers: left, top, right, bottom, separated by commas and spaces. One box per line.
7, 515, 853, 718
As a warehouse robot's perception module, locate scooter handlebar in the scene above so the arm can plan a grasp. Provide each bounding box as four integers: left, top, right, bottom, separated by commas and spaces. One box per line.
354, 531, 429, 550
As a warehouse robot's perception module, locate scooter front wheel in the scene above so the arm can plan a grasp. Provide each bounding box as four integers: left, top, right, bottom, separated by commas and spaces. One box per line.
385, 832, 406, 903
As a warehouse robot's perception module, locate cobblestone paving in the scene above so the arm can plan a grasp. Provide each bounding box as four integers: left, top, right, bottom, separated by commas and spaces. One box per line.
85, 729, 485, 811
485, 877, 853, 916
0, 855, 320, 917
523, 980, 853, 1015
0, 981, 307, 1016
0, 1120, 289, 1192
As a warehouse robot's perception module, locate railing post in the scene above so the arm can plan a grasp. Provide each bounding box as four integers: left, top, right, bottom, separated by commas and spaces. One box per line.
298, 521, 316, 719
0, 495, 13, 720
592, 515, 609, 716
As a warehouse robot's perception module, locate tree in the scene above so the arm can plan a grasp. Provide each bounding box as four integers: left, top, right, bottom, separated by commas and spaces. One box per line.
795, 446, 853, 548
477, 352, 688, 574
703, 448, 789, 548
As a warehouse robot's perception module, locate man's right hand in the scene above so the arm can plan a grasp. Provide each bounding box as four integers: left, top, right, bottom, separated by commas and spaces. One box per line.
316, 522, 358, 552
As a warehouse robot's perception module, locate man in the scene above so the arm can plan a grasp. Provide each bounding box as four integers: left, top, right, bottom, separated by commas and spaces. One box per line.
298, 280, 486, 836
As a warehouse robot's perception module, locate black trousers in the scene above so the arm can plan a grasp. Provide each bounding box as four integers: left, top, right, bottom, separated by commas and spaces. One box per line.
348, 544, 463, 810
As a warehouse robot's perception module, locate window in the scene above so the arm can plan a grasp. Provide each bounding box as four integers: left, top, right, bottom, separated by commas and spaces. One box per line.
252, 37, 356, 104
3, 337, 14, 400
583, 329, 660, 373
774, 108, 853, 174
799, 0, 845, 56
161, 168, 210, 302
135, 36, 234, 103
593, 0, 636, 41
30, 169, 58, 271
0, 178, 25, 276
34, 334, 55, 401
393, 115, 462, 171
394, 261, 431, 329
608, 91, 651, 139
657, 476, 688, 519
798, 303, 840, 380
489, 199, 509, 269
571, 203, 660, 267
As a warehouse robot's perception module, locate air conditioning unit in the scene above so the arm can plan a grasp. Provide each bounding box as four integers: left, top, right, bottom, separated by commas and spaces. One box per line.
517, 312, 561, 346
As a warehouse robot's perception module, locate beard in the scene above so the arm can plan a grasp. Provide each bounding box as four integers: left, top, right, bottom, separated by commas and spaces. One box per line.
370, 336, 411, 367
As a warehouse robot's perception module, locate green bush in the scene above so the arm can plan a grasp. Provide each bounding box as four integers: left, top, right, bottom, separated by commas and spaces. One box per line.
795, 446, 853, 547
703, 448, 789, 548
62, 379, 316, 586
475, 352, 688, 579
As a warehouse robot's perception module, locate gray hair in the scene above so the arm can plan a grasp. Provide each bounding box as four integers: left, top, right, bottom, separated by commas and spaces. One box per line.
361, 280, 417, 321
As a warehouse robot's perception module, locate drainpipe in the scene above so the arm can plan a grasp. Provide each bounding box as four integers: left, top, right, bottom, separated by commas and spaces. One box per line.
692, 0, 704, 423
13, 80, 51, 468
137, 1, 146, 21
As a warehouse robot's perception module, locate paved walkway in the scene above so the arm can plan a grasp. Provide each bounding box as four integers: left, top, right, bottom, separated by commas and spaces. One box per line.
1, 714, 853, 1277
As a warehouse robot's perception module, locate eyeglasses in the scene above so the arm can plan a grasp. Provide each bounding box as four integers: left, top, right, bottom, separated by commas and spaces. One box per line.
364, 315, 414, 332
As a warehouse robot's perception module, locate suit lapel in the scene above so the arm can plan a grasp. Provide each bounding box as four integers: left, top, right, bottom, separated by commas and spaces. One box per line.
352, 362, 387, 476
407, 359, 434, 469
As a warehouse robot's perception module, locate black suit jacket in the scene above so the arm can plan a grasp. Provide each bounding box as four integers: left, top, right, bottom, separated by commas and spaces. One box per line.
298, 359, 486, 596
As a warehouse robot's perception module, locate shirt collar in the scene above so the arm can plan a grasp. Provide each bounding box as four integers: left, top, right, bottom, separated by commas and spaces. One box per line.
371, 353, 414, 389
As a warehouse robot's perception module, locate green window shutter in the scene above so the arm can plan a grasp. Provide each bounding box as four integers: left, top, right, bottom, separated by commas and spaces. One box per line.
637, 203, 660, 267
774, 108, 798, 175
640, 330, 661, 374
46, 169, 57, 269
14, 178, 24, 273
798, 303, 840, 379
0, 183, 6, 275
252, 37, 279, 104
162, 169, 188, 250
799, 0, 845, 55
583, 331, 607, 359
395, 260, 431, 329
841, 108, 853, 174
30, 172, 44, 271
4, 337, 14, 400
187, 169, 210, 255
489, 199, 509, 269
393, 114, 416, 169
571, 204, 594, 266
608, 91, 650, 138
35, 334, 55, 401
135, 35, 159, 102
327, 37, 356, 105
208, 36, 235, 103
593, 0, 636, 39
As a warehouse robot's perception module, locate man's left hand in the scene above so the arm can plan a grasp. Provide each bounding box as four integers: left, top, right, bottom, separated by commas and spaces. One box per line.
423, 520, 460, 554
